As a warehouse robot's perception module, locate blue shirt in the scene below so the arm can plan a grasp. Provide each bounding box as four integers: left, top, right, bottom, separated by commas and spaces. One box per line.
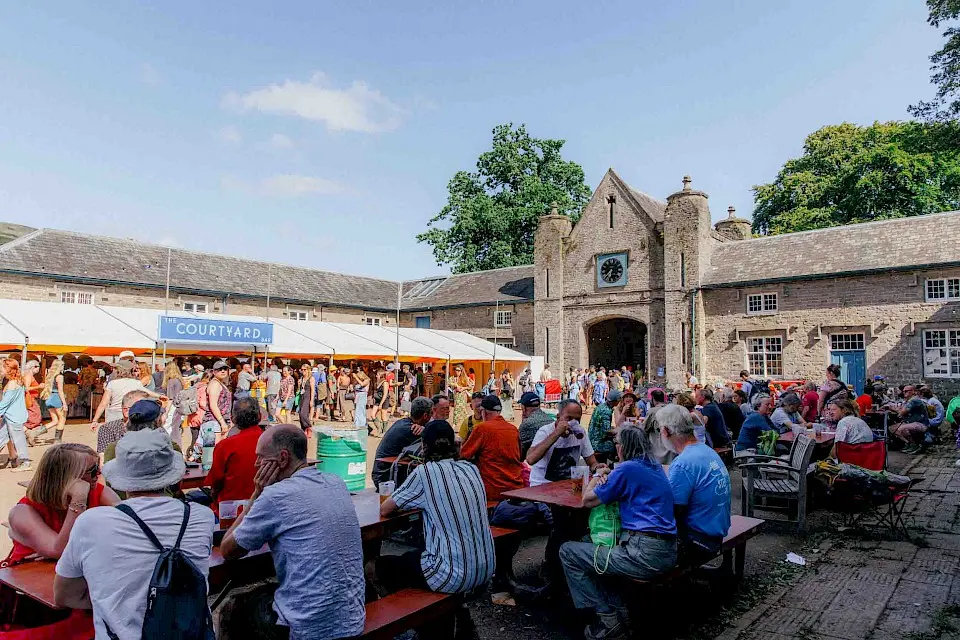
0, 385, 28, 425
699, 402, 729, 447
736, 412, 775, 451
594, 458, 676, 535
233, 469, 365, 640
669, 443, 731, 539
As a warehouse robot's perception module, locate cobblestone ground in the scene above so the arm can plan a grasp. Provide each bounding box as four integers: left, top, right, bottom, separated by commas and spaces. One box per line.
718, 446, 960, 640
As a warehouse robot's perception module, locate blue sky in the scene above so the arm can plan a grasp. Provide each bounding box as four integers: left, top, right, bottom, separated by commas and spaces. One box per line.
0, 1, 943, 280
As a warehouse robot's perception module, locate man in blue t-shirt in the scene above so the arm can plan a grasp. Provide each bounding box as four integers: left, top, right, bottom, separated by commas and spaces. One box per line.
695, 387, 730, 447
736, 394, 776, 452
658, 404, 731, 565
559, 426, 676, 639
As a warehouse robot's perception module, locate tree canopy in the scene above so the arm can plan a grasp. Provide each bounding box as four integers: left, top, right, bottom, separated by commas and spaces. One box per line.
751, 121, 960, 235
911, 0, 960, 121
417, 123, 591, 273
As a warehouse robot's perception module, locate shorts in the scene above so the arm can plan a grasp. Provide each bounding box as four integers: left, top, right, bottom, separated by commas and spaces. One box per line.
202, 419, 222, 435
46, 393, 63, 409
282, 398, 294, 411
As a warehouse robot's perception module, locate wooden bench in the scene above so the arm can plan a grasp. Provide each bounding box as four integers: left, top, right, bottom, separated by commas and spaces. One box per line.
713, 447, 733, 464
632, 515, 764, 586
361, 526, 521, 639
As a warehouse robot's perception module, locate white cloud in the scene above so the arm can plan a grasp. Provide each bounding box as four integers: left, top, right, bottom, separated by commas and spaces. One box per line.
222, 174, 345, 197
223, 72, 404, 133
140, 63, 162, 86
218, 126, 242, 145
269, 133, 294, 149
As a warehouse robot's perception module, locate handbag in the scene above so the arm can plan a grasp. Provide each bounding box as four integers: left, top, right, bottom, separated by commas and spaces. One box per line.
588, 502, 621, 574
344, 391, 356, 401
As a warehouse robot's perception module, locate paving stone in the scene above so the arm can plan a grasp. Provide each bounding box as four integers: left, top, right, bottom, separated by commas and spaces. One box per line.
875, 578, 950, 636
924, 533, 960, 552
788, 575, 849, 612
812, 582, 896, 640
752, 607, 821, 634
848, 567, 902, 587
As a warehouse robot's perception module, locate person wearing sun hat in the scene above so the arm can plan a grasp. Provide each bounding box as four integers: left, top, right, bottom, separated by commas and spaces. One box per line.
53, 429, 214, 637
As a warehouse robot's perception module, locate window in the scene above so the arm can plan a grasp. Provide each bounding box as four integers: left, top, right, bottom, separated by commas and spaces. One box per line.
288, 310, 309, 321
182, 302, 208, 313
545, 327, 550, 364
545, 268, 550, 297
830, 333, 865, 351
415, 316, 431, 329
60, 289, 94, 305
746, 292, 778, 315
923, 329, 960, 378
746, 336, 783, 377
495, 310, 512, 328
926, 278, 960, 301
491, 338, 514, 347
364, 317, 382, 326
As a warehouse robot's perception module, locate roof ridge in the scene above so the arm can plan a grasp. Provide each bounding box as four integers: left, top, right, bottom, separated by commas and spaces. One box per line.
33, 227, 402, 286
727, 210, 960, 246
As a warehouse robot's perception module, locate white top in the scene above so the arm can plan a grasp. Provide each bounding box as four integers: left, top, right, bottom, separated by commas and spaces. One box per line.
529, 422, 595, 486
835, 416, 874, 445
56, 497, 215, 640
105, 378, 147, 422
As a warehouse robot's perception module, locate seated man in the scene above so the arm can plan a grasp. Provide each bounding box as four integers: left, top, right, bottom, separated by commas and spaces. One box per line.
54, 430, 215, 638
560, 426, 677, 639
458, 392, 485, 441
205, 397, 262, 513
221, 424, 365, 640
526, 399, 600, 486
460, 395, 524, 502
889, 384, 931, 454
517, 392, 554, 459
735, 394, 776, 453
695, 387, 730, 448
371, 396, 432, 489
659, 404, 731, 565
99, 389, 150, 463
379, 420, 495, 594
770, 392, 809, 434
430, 394, 450, 421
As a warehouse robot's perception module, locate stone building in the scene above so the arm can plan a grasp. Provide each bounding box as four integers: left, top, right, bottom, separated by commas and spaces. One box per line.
534, 169, 960, 396
0, 228, 535, 354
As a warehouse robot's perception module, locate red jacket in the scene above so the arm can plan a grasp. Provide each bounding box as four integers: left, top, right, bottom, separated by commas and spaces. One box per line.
205, 426, 261, 511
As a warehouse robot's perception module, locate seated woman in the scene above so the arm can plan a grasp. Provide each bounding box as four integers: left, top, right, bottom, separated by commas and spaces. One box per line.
613, 391, 641, 427
4, 443, 120, 565
675, 392, 709, 446
735, 394, 776, 453
559, 426, 677, 639
827, 399, 873, 457
770, 392, 809, 434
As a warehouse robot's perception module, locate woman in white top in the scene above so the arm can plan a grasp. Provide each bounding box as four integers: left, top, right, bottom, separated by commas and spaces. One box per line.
90, 362, 163, 425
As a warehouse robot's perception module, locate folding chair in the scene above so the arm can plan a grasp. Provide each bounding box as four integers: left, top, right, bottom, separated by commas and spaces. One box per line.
828, 441, 915, 537
836, 441, 886, 471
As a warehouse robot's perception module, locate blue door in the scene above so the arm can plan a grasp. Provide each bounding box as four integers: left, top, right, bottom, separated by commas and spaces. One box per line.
830, 350, 866, 396
415, 316, 431, 329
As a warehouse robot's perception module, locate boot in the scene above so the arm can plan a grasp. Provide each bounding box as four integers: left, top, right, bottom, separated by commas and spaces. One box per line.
54, 429, 64, 444
585, 610, 628, 640
26, 429, 36, 447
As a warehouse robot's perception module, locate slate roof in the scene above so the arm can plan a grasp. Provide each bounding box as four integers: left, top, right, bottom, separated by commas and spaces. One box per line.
702, 211, 960, 287
0, 227, 536, 310
0, 229, 401, 310
627, 187, 667, 222
401, 266, 534, 310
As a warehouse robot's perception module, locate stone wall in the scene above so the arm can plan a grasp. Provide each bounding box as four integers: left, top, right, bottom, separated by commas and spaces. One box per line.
701, 267, 960, 396
400, 302, 534, 355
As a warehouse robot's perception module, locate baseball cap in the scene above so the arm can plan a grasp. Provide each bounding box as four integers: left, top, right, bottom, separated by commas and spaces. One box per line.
422, 420, 455, 448
608, 390, 623, 402
119, 350, 135, 359
471, 391, 485, 400
128, 399, 162, 424
194, 364, 205, 371
480, 395, 502, 412
519, 392, 540, 408
212, 360, 229, 371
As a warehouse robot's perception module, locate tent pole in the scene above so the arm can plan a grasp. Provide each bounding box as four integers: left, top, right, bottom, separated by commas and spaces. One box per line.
21, 341, 27, 368
162, 342, 167, 361
151, 349, 156, 371
445, 358, 451, 397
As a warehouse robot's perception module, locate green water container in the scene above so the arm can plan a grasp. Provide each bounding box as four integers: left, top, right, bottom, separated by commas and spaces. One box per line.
316, 437, 367, 492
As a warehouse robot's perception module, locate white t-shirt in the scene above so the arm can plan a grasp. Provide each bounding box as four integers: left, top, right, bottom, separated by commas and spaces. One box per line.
105, 379, 147, 422
529, 422, 595, 486
56, 497, 215, 640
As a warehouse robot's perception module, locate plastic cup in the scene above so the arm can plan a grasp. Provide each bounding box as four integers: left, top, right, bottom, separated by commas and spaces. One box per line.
571, 466, 590, 493
379, 480, 395, 504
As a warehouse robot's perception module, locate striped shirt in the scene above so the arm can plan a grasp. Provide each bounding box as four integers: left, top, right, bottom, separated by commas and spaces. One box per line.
391, 459, 495, 593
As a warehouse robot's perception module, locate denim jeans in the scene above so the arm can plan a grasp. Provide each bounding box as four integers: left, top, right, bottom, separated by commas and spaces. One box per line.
560, 532, 677, 613
0, 420, 30, 463
353, 391, 368, 428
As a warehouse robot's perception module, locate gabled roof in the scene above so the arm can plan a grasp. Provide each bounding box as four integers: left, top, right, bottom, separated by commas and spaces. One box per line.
402, 265, 534, 310
606, 168, 667, 223
0, 228, 401, 310
702, 211, 960, 287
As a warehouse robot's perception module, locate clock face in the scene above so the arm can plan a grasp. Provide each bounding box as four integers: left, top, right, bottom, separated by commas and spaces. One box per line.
596, 253, 628, 288
600, 258, 624, 283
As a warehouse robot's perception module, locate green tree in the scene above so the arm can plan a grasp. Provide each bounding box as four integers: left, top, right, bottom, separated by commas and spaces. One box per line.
911, 0, 960, 122
752, 121, 960, 235
417, 123, 591, 273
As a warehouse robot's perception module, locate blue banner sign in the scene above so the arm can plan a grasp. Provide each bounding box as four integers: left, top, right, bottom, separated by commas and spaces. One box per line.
158, 316, 273, 345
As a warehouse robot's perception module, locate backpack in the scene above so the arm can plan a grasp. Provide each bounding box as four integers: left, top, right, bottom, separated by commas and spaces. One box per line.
186, 381, 210, 428
747, 379, 771, 401
174, 386, 200, 416
108, 502, 214, 640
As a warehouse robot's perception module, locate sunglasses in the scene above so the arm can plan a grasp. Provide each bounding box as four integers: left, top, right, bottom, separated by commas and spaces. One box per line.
85, 464, 100, 479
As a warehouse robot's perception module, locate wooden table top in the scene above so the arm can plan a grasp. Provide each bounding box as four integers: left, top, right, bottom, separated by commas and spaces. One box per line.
179, 458, 320, 490
778, 430, 836, 445
501, 479, 586, 509
0, 489, 418, 609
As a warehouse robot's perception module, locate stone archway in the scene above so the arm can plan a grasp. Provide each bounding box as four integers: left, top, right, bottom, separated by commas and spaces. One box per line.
587, 317, 647, 372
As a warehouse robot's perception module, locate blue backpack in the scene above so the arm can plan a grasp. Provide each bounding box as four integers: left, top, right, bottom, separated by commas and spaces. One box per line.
106, 502, 214, 640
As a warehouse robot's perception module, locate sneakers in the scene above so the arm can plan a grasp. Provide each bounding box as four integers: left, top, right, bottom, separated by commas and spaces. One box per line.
585, 610, 628, 640
902, 444, 922, 454
13, 461, 32, 472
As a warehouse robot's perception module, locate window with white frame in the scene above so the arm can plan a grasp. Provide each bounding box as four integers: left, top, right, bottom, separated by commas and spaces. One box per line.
923, 329, 960, 378
746, 292, 778, 315
495, 310, 513, 327
746, 336, 783, 377
364, 317, 382, 326
182, 302, 208, 313
830, 333, 865, 351
287, 310, 309, 321
493, 338, 514, 347
60, 288, 95, 305
925, 278, 960, 302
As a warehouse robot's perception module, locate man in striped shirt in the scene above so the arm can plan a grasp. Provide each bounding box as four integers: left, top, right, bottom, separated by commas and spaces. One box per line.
378, 419, 495, 595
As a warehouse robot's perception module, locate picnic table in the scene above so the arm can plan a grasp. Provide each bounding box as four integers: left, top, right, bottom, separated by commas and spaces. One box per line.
179, 458, 319, 490
0, 489, 419, 610
500, 466, 672, 509
779, 430, 835, 446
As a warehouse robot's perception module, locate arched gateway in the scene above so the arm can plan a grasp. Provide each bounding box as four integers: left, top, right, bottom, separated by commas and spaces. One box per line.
587, 318, 647, 372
